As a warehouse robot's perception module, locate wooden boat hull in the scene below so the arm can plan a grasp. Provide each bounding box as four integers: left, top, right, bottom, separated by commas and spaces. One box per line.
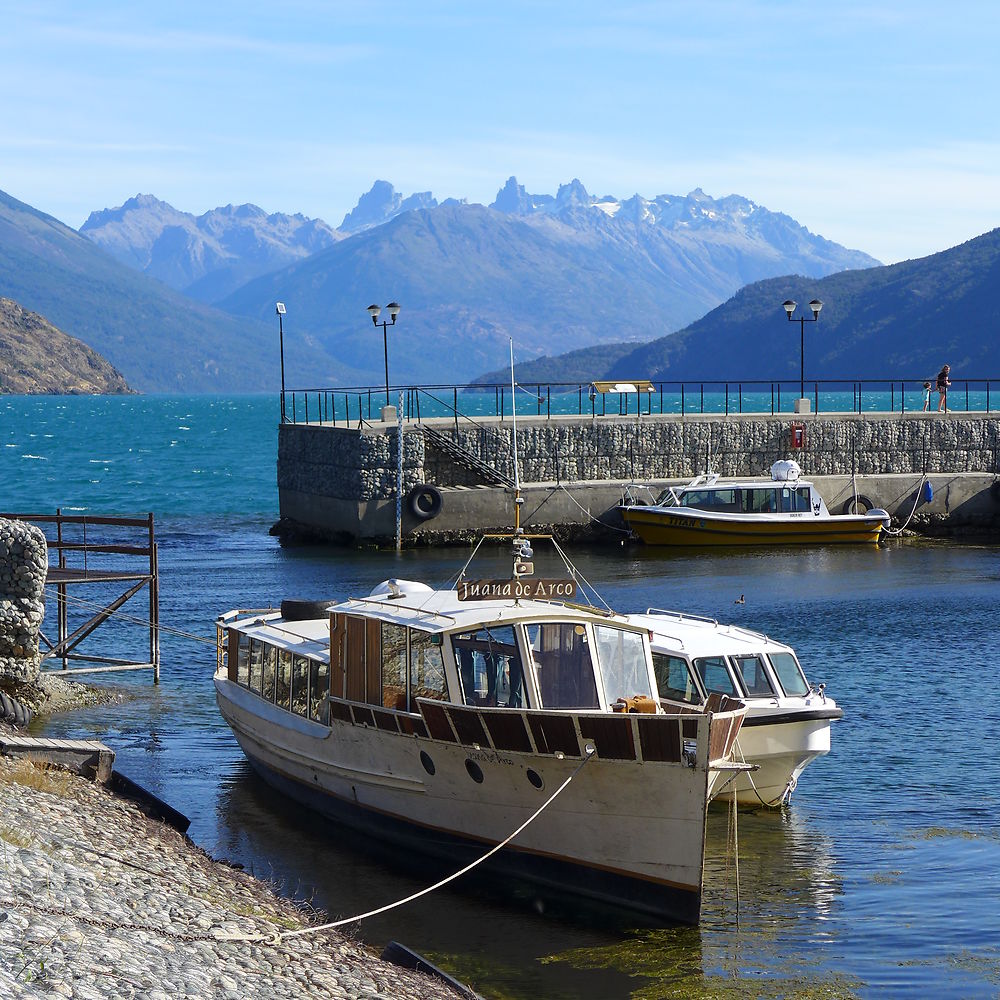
215, 676, 742, 925
622, 506, 885, 546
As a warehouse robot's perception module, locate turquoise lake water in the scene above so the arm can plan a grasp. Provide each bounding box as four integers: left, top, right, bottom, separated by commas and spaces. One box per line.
3, 394, 1000, 998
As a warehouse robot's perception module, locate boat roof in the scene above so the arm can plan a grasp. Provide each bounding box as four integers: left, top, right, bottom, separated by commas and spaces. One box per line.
676, 477, 815, 490
628, 610, 794, 659
222, 579, 643, 655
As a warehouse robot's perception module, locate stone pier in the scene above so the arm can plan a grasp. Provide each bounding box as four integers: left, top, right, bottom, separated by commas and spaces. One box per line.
275, 411, 1000, 545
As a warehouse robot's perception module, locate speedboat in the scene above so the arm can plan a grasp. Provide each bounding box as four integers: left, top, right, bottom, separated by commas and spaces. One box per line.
627, 608, 842, 806
214, 536, 749, 926
621, 461, 890, 546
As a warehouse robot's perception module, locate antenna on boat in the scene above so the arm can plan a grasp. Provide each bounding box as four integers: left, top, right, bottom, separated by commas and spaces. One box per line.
510, 339, 524, 537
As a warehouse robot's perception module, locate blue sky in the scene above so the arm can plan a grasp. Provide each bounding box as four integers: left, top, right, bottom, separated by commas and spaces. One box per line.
3, 1, 998, 264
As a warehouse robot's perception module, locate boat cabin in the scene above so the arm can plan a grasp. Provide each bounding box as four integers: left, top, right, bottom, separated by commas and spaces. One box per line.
222, 585, 662, 726
629, 611, 815, 708
657, 481, 827, 517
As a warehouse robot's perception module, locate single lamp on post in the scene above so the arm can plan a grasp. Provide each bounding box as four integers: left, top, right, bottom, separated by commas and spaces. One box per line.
368, 301, 401, 420
782, 298, 823, 413
276, 302, 287, 422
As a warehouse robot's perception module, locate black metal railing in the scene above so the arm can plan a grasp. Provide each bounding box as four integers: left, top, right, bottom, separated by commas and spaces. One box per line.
278, 378, 995, 428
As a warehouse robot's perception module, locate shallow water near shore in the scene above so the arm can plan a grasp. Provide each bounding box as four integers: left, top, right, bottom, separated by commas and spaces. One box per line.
5, 395, 1000, 997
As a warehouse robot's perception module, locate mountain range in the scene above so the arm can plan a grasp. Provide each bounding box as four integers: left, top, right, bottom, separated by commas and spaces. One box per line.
210, 179, 880, 385
478, 228, 1000, 385
0, 189, 364, 392
7, 174, 975, 395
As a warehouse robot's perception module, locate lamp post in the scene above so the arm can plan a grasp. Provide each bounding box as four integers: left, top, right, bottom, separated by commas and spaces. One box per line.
276, 302, 287, 422
367, 301, 401, 414
782, 298, 823, 413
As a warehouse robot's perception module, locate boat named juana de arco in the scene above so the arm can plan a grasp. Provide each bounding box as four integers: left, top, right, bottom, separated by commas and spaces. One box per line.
214, 528, 751, 925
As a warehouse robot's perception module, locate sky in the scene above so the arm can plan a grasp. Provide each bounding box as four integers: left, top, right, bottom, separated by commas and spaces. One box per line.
3, 1, 999, 265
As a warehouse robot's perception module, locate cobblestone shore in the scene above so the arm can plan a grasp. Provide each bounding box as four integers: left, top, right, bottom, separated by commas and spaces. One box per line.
0, 754, 466, 999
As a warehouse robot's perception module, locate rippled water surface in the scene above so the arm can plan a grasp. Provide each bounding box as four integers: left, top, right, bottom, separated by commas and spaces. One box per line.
4, 395, 1000, 998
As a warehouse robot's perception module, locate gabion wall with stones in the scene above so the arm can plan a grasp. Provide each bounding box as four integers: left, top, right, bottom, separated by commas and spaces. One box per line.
0, 518, 47, 684
279, 414, 1000, 503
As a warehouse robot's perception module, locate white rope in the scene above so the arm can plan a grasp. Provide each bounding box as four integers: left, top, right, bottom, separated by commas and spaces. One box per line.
882, 475, 927, 536
224, 745, 597, 943
552, 482, 632, 536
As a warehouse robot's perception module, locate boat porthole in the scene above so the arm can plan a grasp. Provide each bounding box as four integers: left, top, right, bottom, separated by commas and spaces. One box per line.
526, 769, 543, 790
420, 751, 436, 776
465, 759, 484, 784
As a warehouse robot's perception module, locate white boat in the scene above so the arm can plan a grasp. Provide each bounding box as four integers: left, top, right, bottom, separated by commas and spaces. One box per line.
621, 461, 890, 546
628, 608, 842, 806
213, 543, 750, 926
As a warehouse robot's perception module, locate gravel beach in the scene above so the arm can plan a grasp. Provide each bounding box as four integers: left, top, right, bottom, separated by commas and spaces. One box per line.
0, 752, 467, 999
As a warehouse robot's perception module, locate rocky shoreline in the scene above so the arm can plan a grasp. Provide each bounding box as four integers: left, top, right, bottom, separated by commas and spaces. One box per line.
0, 752, 467, 999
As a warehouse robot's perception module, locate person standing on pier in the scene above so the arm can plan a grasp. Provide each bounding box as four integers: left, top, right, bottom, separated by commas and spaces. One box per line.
922, 381, 932, 411
936, 364, 951, 412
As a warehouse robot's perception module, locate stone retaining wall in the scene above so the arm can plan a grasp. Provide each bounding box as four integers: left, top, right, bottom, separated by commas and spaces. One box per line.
279, 412, 1000, 503
0, 518, 47, 684
276, 412, 1000, 543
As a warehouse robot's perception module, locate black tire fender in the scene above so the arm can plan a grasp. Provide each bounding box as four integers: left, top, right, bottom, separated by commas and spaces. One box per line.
280, 599, 336, 622
407, 484, 443, 521
843, 495, 874, 515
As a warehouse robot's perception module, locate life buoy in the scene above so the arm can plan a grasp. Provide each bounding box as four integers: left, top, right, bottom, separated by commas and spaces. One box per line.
407, 484, 443, 521
843, 495, 874, 515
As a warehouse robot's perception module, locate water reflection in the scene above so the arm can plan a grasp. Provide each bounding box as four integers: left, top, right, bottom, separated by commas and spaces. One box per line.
217, 762, 644, 999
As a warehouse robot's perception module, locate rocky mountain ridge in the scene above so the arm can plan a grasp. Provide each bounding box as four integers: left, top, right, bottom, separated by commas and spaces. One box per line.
0, 297, 132, 394
81, 195, 343, 303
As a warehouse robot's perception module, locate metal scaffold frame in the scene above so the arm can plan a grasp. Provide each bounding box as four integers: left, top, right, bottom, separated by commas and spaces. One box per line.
1, 511, 160, 683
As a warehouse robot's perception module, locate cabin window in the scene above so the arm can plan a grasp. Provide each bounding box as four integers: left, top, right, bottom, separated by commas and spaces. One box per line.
309, 659, 330, 723
769, 652, 810, 696
527, 622, 598, 710
683, 489, 738, 512
275, 650, 292, 709
236, 634, 250, 687
453, 625, 528, 709
261, 644, 277, 702
785, 487, 812, 513
248, 639, 263, 694
410, 629, 447, 706
733, 654, 775, 697
381, 623, 408, 711
653, 653, 701, 704
742, 489, 778, 514
291, 655, 310, 717
693, 655, 740, 697
594, 626, 652, 705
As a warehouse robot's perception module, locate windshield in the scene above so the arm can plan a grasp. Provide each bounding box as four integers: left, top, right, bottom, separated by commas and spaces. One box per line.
652, 653, 701, 704
769, 651, 810, 696
733, 654, 776, 697
693, 655, 740, 697
453, 625, 527, 708
525, 622, 598, 709
593, 626, 652, 704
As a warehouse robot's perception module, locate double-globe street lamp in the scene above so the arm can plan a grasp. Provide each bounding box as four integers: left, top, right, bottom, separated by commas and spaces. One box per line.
367, 301, 401, 413
782, 298, 823, 413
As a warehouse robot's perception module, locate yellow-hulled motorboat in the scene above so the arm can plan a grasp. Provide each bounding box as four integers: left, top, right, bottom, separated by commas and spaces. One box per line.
621, 462, 889, 546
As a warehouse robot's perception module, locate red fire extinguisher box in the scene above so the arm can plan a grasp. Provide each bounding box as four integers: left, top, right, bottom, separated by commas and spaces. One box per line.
790, 422, 806, 449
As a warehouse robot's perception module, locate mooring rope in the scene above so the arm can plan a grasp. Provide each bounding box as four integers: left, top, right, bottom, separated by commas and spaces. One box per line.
882, 474, 928, 536
221, 744, 598, 943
